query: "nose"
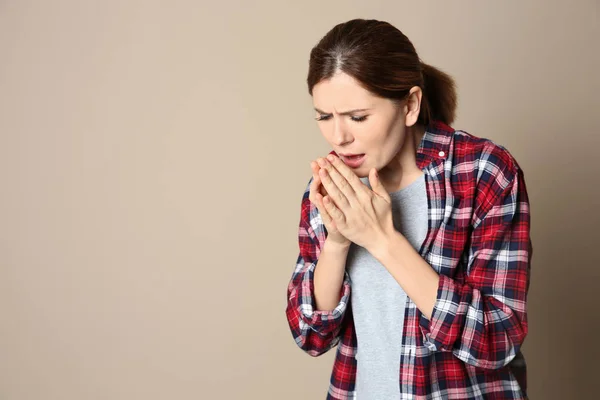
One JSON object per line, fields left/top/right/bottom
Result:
{"left": 331, "top": 118, "right": 353, "bottom": 146}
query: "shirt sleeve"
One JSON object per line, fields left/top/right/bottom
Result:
{"left": 285, "top": 177, "right": 352, "bottom": 357}
{"left": 419, "top": 164, "right": 532, "bottom": 370}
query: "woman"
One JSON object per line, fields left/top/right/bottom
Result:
{"left": 285, "top": 19, "right": 532, "bottom": 400}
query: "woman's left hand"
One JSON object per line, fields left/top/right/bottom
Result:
{"left": 316, "top": 154, "right": 395, "bottom": 252}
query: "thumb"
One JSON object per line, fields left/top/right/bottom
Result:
{"left": 369, "top": 168, "right": 390, "bottom": 201}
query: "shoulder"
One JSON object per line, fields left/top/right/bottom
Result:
{"left": 448, "top": 128, "right": 525, "bottom": 221}
{"left": 424, "top": 121, "right": 521, "bottom": 183}
{"left": 452, "top": 129, "right": 520, "bottom": 178}
{"left": 450, "top": 128, "right": 522, "bottom": 189}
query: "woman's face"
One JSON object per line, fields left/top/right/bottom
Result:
{"left": 312, "top": 72, "right": 411, "bottom": 178}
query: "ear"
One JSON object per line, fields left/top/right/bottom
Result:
{"left": 404, "top": 86, "right": 422, "bottom": 127}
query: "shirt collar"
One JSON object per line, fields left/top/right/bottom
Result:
{"left": 416, "top": 120, "right": 454, "bottom": 170}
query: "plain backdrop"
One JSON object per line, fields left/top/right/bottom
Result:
{"left": 0, "top": 1, "right": 598, "bottom": 399}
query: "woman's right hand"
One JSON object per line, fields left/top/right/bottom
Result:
{"left": 309, "top": 159, "right": 351, "bottom": 247}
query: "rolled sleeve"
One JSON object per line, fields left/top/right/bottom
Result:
{"left": 419, "top": 274, "right": 461, "bottom": 352}
{"left": 419, "top": 167, "right": 532, "bottom": 370}
{"left": 298, "top": 260, "right": 352, "bottom": 337}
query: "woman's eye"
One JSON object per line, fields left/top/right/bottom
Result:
{"left": 315, "top": 115, "right": 368, "bottom": 122}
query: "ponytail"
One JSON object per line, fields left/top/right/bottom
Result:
{"left": 419, "top": 62, "right": 457, "bottom": 126}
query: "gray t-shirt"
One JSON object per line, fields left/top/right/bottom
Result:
{"left": 347, "top": 173, "right": 428, "bottom": 399}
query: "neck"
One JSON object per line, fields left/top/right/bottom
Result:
{"left": 379, "top": 124, "right": 426, "bottom": 193}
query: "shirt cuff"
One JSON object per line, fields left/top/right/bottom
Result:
{"left": 419, "top": 274, "right": 459, "bottom": 352}
{"left": 298, "top": 261, "right": 351, "bottom": 337}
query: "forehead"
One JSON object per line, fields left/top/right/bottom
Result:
{"left": 312, "top": 72, "right": 379, "bottom": 111}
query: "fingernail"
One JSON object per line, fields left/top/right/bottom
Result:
{"left": 327, "top": 155, "right": 335, "bottom": 162}
{"left": 318, "top": 158, "right": 326, "bottom": 167}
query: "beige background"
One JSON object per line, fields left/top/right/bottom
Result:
{"left": 0, "top": 1, "right": 598, "bottom": 399}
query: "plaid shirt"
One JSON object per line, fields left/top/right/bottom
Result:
{"left": 286, "top": 120, "right": 533, "bottom": 399}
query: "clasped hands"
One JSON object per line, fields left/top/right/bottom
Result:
{"left": 309, "top": 153, "right": 395, "bottom": 252}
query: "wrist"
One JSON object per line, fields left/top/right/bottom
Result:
{"left": 324, "top": 237, "right": 351, "bottom": 253}
{"left": 369, "top": 230, "right": 402, "bottom": 261}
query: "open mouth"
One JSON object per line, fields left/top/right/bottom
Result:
{"left": 340, "top": 154, "right": 366, "bottom": 168}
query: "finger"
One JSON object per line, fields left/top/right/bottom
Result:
{"left": 315, "top": 173, "right": 329, "bottom": 197}
{"left": 311, "top": 160, "right": 328, "bottom": 197}
{"left": 309, "top": 174, "right": 320, "bottom": 204}
{"left": 310, "top": 160, "right": 319, "bottom": 175}
{"left": 321, "top": 158, "right": 359, "bottom": 206}
{"left": 319, "top": 159, "right": 355, "bottom": 208}
{"left": 311, "top": 170, "right": 327, "bottom": 199}
{"left": 319, "top": 167, "right": 351, "bottom": 211}
{"left": 326, "top": 154, "right": 371, "bottom": 200}
{"left": 323, "top": 194, "right": 345, "bottom": 225}
{"left": 368, "top": 167, "right": 391, "bottom": 203}
{"left": 315, "top": 193, "right": 335, "bottom": 227}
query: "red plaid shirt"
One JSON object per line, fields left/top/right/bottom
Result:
{"left": 286, "top": 121, "right": 533, "bottom": 399}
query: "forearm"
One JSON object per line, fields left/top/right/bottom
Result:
{"left": 314, "top": 238, "right": 351, "bottom": 311}
{"left": 370, "top": 230, "right": 528, "bottom": 369}
{"left": 370, "top": 231, "right": 439, "bottom": 320}
{"left": 287, "top": 235, "right": 351, "bottom": 356}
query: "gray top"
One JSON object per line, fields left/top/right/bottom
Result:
{"left": 347, "top": 173, "right": 428, "bottom": 399}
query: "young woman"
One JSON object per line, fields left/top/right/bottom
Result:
{"left": 285, "top": 19, "right": 533, "bottom": 400}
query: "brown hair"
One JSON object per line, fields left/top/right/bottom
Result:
{"left": 307, "top": 19, "right": 457, "bottom": 126}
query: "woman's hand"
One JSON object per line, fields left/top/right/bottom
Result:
{"left": 315, "top": 154, "right": 395, "bottom": 252}
{"left": 309, "top": 159, "right": 351, "bottom": 247}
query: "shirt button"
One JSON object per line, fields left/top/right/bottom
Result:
{"left": 438, "top": 151, "right": 445, "bottom": 157}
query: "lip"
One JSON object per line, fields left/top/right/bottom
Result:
{"left": 339, "top": 153, "right": 366, "bottom": 168}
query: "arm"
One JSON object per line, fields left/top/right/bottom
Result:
{"left": 371, "top": 164, "right": 532, "bottom": 370}
{"left": 314, "top": 239, "right": 352, "bottom": 312}
{"left": 285, "top": 178, "right": 353, "bottom": 357}
{"left": 417, "top": 166, "right": 532, "bottom": 369}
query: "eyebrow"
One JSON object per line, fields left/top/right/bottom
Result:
{"left": 314, "top": 107, "right": 371, "bottom": 116}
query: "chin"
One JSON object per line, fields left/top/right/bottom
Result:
{"left": 354, "top": 167, "right": 371, "bottom": 179}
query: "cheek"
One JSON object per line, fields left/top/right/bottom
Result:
{"left": 372, "top": 129, "right": 405, "bottom": 163}
{"left": 362, "top": 122, "right": 395, "bottom": 150}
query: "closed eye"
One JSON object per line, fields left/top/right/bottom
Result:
{"left": 315, "top": 115, "right": 368, "bottom": 122}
